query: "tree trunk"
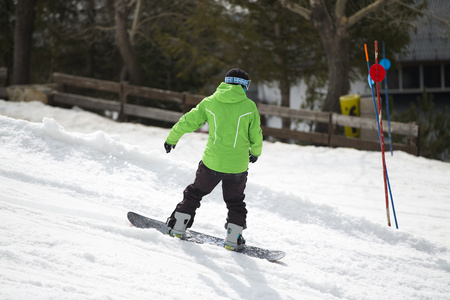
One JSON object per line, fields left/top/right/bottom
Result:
{"left": 13, "top": 0, "right": 36, "bottom": 85}
{"left": 114, "top": 0, "right": 143, "bottom": 85}
{"left": 279, "top": 77, "right": 291, "bottom": 130}
{"left": 84, "top": 0, "right": 96, "bottom": 77}
{"left": 274, "top": 20, "right": 292, "bottom": 130}
{"left": 321, "top": 35, "right": 350, "bottom": 113}
{"left": 309, "top": 1, "right": 350, "bottom": 132}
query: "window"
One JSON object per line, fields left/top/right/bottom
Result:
{"left": 423, "top": 65, "right": 441, "bottom": 88}
{"left": 445, "top": 65, "right": 450, "bottom": 88}
{"left": 402, "top": 66, "right": 420, "bottom": 89}
{"left": 386, "top": 69, "right": 399, "bottom": 89}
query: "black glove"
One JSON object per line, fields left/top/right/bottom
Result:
{"left": 164, "top": 142, "right": 176, "bottom": 153}
{"left": 249, "top": 152, "right": 258, "bottom": 163}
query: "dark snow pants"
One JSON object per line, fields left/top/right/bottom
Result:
{"left": 170, "top": 161, "right": 248, "bottom": 228}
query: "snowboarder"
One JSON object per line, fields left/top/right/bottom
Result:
{"left": 164, "top": 68, "right": 263, "bottom": 251}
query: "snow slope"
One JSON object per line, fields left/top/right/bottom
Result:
{"left": 1, "top": 100, "right": 449, "bottom": 299}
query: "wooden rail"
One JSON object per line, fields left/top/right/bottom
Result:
{"left": 49, "top": 72, "right": 419, "bottom": 155}
{"left": 54, "top": 72, "right": 121, "bottom": 93}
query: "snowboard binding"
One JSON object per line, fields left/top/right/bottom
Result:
{"left": 224, "top": 223, "right": 246, "bottom": 251}
{"left": 166, "top": 211, "right": 191, "bottom": 239}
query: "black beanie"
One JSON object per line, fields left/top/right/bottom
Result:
{"left": 225, "top": 68, "right": 249, "bottom": 82}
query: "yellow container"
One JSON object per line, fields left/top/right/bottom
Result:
{"left": 339, "top": 94, "right": 360, "bottom": 138}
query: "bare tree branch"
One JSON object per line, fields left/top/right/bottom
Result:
{"left": 136, "top": 13, "right": 186, "bottom": 30}
{"left": 346, "top": 0, "right": 396, "bottom": 29}
{"left": 335, "top": 0, "right": 348, "bottom": 21}
{"left": 127, "top": 0, "right": 137, "bottom": 9}
{"left": 278, "top": 0, "right": 311, "bottom": 20}
{"left": 397, "top": 1, "right": 450, "bottom": 28}
{"left": 130, "top": 0, "right": 142, "bottom": 45}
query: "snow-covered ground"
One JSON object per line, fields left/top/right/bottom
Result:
{"left": 1, "top": 100, "right": 449, "bottom": 300}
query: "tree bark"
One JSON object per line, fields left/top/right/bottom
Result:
{"left": 114, "top": 0, "right": 143, "bottom": 85}
{"left": 13, "top": 0, "right": 36, "bottom": 85}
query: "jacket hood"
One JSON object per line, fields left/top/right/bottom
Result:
{"left": 213, "top": 82, "right": 248, "bottom": 104}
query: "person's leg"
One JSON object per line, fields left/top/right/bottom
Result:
{"left": 222, "top": 170, "right": 248, "bottom": 228}
{"left": 222, "top": 171, "right": 248, "bottom": 250}
{"left": 167, "top": 161, "right": 222, "bottom": 230}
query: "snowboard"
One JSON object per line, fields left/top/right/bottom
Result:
{"left": 127, "top": 211, "right": 285, "bottom": 262}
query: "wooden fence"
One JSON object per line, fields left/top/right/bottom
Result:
{"left": 257, "top": 104, "right": 419, "bottom": 154}
{"left": 50, "top": 72, "right": 203, "bottom": 123}
{"left": 49, "top": 72, "right": 419, "bottom": 155}
{"left": 0, "top": 67, "right": 8, "bottom": 99}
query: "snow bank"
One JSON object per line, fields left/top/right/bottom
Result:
{"left": 1, "top": 102, "right": 449, "bottom": 299}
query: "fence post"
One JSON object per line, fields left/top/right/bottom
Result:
{"left": 54, "top": 74, "right": 67, "bottom": 93}
{"left": 0, "top": 67, "right": 8, "bottom": 99}
{"left": 416, "top": 124, "right": 421, "bottom": 156}
{"left": 327, "top": 113, "right": 333, "bottom": 147}
{"left": 119, "top": 81, "right": 128, "bottom": 122}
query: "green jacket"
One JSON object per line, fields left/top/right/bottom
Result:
{"left": 166, "top": 82, "right": 263, "bottom": 173}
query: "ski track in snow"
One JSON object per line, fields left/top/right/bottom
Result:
{"left": 1, "top": 100, "right": 450, "bottom": 300}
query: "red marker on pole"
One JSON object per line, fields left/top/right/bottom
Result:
{"left": 370, "top": 64, "right": 386, "bottom": 83}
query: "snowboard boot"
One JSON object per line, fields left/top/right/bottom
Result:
{"left": 166, "top": 212, "right": 191, "bottom": 239}
{"left": 224, "top": 223, "right": 246, "bottom": 251}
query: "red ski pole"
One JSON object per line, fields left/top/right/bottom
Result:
{"left": 373, "top": 41, "right": 391, "bottom": 227}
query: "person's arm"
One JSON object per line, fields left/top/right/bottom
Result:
{"left": 249, "top": 105, "right": 263, "bottom": 157}
{"left": 165, "top": 102, "right": 206, "bottom": 151}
